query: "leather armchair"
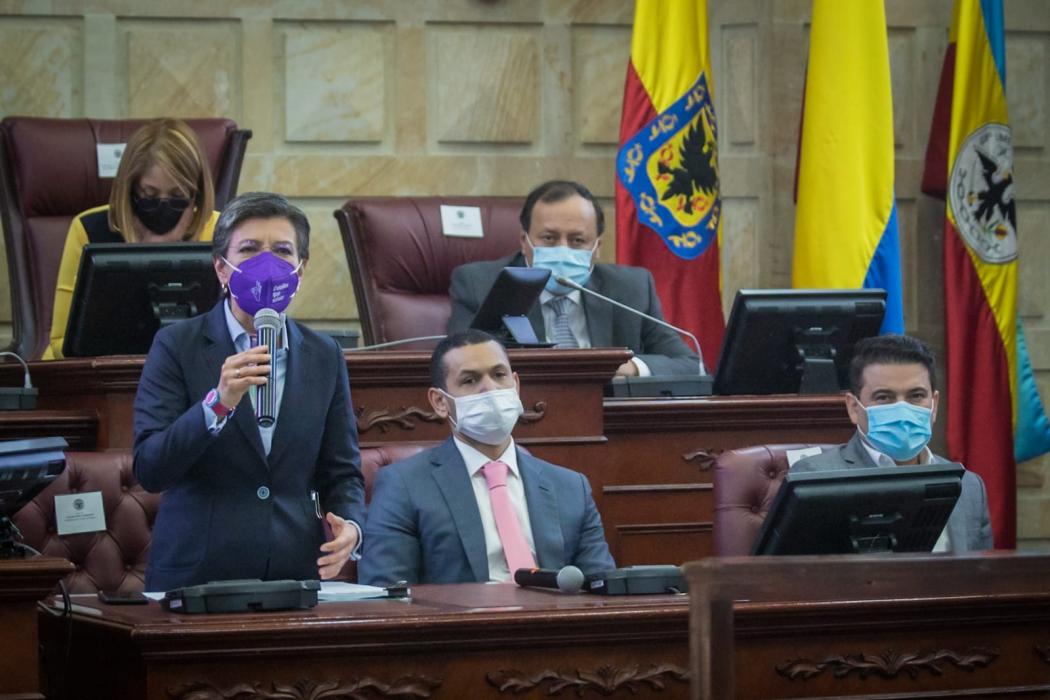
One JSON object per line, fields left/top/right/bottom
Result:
{"left": 0, "top": 117, "right": 252, "bottom": 359}
{"left": 335, "top": 197, "right": 523, "bottom": 349}
{"left": 712, "top": 444, "right": 833, "bottom": 556}
{"left": 12, "top": 443, "right": 429, "bottom": 592}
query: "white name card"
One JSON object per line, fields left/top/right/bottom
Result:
{"left": 785, "top": 446, "right": 824, "bottom": 467}
{"left": 440, "top": 205, "right": 484, "bottom": 238}
{"left": 54, "top": 491, "right": 107, "bottom": 536}
{"left": 96, "top": 143, "right": 126, "bottom": 178}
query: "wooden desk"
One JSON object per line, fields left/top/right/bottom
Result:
{"left": 39, "top": 583, "right": 691, "bottom": 699}
{"left": 2, "top": 352, "right": 854, "bottom": 565}
{"left": 0, "top": 556, "right": 74, "bottom": 699}
{"left": 685, "top": 552, "right": 1050, "bottom": 699}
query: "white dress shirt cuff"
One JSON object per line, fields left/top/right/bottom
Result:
{"left": 630, "top": 356, "right": 653, "bottom": 377}
{"left": 201, "top": 402, "right": 230, "bottom": 435}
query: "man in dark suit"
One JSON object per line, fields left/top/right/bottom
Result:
{"left": 133, "top": 192, "right": 365, "bottom": 591}
{"left": 793, "top": 334, "right": 993, "bottom": 552}
{"left": 359, "top": 330, "right": 615, "bottom": 585}
{"left": 447, "top": 180, "right": 699, "bottom": 377}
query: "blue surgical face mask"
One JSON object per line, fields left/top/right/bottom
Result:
{"left": 859, "top": 400, "right": 933, "bottom": 462}
{"left": 525, "top": 236, "right": 597, "bottom": 295}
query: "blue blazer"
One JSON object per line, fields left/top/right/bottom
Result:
{"left": 133, "top": 302, "right": 365, "bottom": 591}
{"left": 358, "top": 438, "right": 615, "bottom": 585}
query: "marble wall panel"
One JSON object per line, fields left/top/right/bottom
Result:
{"left": 282, "top": 24, "right": 389, "bottom": 143}
{"left": 1006, "top": 33, "right": 1046, "bottom": 151}
{"left": 286, "top": 200, "right": 356, "bottom": 322}
{"left": 428, "top": 25, "right": 539, "bottom": 145}
{"left": 1018, "top": 202, "right": 1050, "bottom": 322}
{"left": 0, "top": 20, "right": 81, "bottom": 118}
{"left": 888, "top": 28, "right": 915, "bottom": 152}
{"left": 722, "top": 25, "right": 757, "bottom": 148}
{"left": 572, "top": 25, "right": 630, "bottom": 146}
{"left": 123, "top": 20, "right": 240, "bottom": 119}
{"left": 720, "top": 196, "right": 758, "bottom": 313}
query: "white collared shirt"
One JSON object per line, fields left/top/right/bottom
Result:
{"left": 539, "top": 289, "right": 651, "bottom": 376}
{"left": 856, "top": 431, "right": 951, "bottom": 553}
{"left": 452, "top": 436, "right": 536, "bottom": 582}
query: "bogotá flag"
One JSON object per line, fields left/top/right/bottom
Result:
{"left": 921, "top": 0, "right": 1050, "bottom": 548}
{"left": 793, "top": 0, "right": 904, "bottom": 335}
{"left": 615, "top": 0, "right": 724, "bottom": 368}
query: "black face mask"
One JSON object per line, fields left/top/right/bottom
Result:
{"left": 131, "top": 193, "right": 191, "bottom": 234}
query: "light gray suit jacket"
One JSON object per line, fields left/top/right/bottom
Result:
{"left": 792, "top": 433, "right": 993, "bottom": 552}
{"left": 358, "top": 438, "right": 615, "bottom": 586}
{"left": 447, "top": 252, "right": 700, "bottom": 376}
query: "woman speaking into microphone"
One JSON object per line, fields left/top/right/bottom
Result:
{"left": 132, "top": 192, "right": 365, "bottom": 592}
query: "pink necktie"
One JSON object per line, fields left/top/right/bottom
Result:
{"left": 481, "top": 460, "right": 536, "bottom": 574}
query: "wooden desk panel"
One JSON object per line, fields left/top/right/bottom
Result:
{"left": 685, "top": 552, "right": 1050, "bottom": 699}
{"left": 39, "top": 583, "right": 691, "bottom": 700}
{"left": 0, "top": 557, "right": 74, "bottom": 699}
{"left": 2, "top": 352, "right": 854, "bottom": 566}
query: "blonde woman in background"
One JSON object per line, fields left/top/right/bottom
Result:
{"left": 45, "top": 118, "right": 218, "bottom": 359}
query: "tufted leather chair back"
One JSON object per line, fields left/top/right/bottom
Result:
{"left": 12, "top": 443, "right": 431, "bottom": 592}
{"left": 712, "top": 444, "right": 834, "bottom": 556}
{"left": 0, "top": 117, "right": 252, "bottom": 359}
{"left": 335, "top": 197, "right": 523, "bottom": 349}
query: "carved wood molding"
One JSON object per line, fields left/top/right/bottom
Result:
{"left": 355, "top": 406, "right": 441, "bottom": 433}
{"left": 486, "top": 663, "right": 688, "bottom": 695}
{"left": 1037, "top": 644, "right": 1050, "bottom": 664}
{"left": 519, "top": 400, "right": 547, "bottom": 424}
{"left": 355, "top": 401, "right": 546, "bottom": 433}
{"left": 682, "top": 448, "right": 722, "bottom": 471}
{"left": 169, "top": 675, "right": 443, "bottom": 700}
{"left": 776, "top": 647, "right": 999, "bottom": 682}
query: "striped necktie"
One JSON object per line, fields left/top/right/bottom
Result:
{"left": 548, "top": 296, "right": 579, "bottom": 348}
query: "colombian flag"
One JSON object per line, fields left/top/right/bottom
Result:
{"left": 922, "top": 0, "right": 1050, "bottom": 548}
{"left": 793, "top": 1, "right": 904, "bottom": 335}
{"left": 615, "top": 0, "right": 724, "bottom": 367}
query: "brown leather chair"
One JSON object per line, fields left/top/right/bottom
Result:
{"left": 712, "top": 444, "right": 834, "bottom": 556}
{"left": 12, "top": 443, "right": 429, "bottom": 592}
{"left": 335, "top": 197, "right": 523, "bottom": 349}
{"left": 0, "top": 117, "right": 252, "bottom": 359}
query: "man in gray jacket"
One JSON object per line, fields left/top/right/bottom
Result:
{"left": 793, "top": 334, "right": 993, "bottom": 552}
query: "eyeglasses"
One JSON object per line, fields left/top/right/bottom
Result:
{"left": 132, "top": 192, "right": 192, "bottom": 212}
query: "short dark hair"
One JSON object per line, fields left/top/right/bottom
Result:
{"left": 429, "top": 329, "right": 507, "bottom": 391}
{"left": 212, "top": 191, "right": 310, "bottom": 261}
{"left": 519, "top": 179, "right": 605, "bottom": 236}
{"left": 848, "top": 334, "right": 936, "bottom": 396}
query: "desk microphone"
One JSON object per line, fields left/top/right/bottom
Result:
{"left": 254, "top": 308, "right": 281, "bottom": 428}
{"left": 554, "top": 276, "right": 706, "bottom": 375}
{"left": 514, "top": 565, "right": 585, "bottom": 593}
{"left": 346, "top": 335, "right": 447, "bottom": 351}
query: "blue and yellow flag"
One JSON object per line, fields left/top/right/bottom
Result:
{"left": 793, "top": 0, "right": 904, "bottom": 334}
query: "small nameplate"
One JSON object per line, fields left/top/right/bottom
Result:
{"left": 96, "top": 143, "right": 126, "bottom": 178}
{"left": 55, "top": 491, "right": 107, "bottom": 535}
{"left": 440, "top": 205, "right": 484, "bottom": 238}
{"left": 785, "top": 447, "right": 823, "bottom": 467}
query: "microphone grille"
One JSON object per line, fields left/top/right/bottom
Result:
{"left": 254, "top": 307, "right": 282, "bottom": 330}
{"left": 555, "top": 565, "right": 585, "bottom": 593}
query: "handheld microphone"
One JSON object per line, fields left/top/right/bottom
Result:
{"left": 513, "top": 565, "right": 585, "bottom": 593}
{"left": 554, "top": 276, "right": 706, "bottom": 375}
{"left": 253, "top": 308, "right": 281, "bottom": 428}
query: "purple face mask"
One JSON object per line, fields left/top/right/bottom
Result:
{"left": 223, "top": 251, "right": 302, "bottom": 315}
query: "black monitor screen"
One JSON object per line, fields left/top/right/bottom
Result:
{"left": 713, "top": 289, "right": 886, "bottom": 395}
{"left": 64, "top": 242, "right": 220, "bottom": 357}
{"left": 752, "top": 463, "right": 964, "bottom": 555}
{"left": 469, "top": 267, "right": 550, "bottom": 346}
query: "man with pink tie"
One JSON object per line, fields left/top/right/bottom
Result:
{"left": 359, "top": 330, "right": 615, "bottom": 585}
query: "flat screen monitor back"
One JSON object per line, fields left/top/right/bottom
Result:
{"left": 469, "top": 266, "right": 550, "bottom": 346}
{"left": 714, "top": 288, "right": 885, "bottom": 395}
{"left": 752, "top": 463, "right": 964, "bottom": 555}
{"left": 64, "top": 242, "right": 220, "bottom": 357}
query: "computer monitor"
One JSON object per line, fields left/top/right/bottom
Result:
{"left": 751, "top": 463, "right": 964, "bottom": 555}
{"left": 469, "top": 267, "right": 551, "bottom": 347}
{"left": 1, "top": 437, "right": 67, "bottom": 558}
{"left": 64, "top": 242, "right": 220, "bottom": 357}
{"left": 713, "top": 289, "right": 886, "bottom": 395}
